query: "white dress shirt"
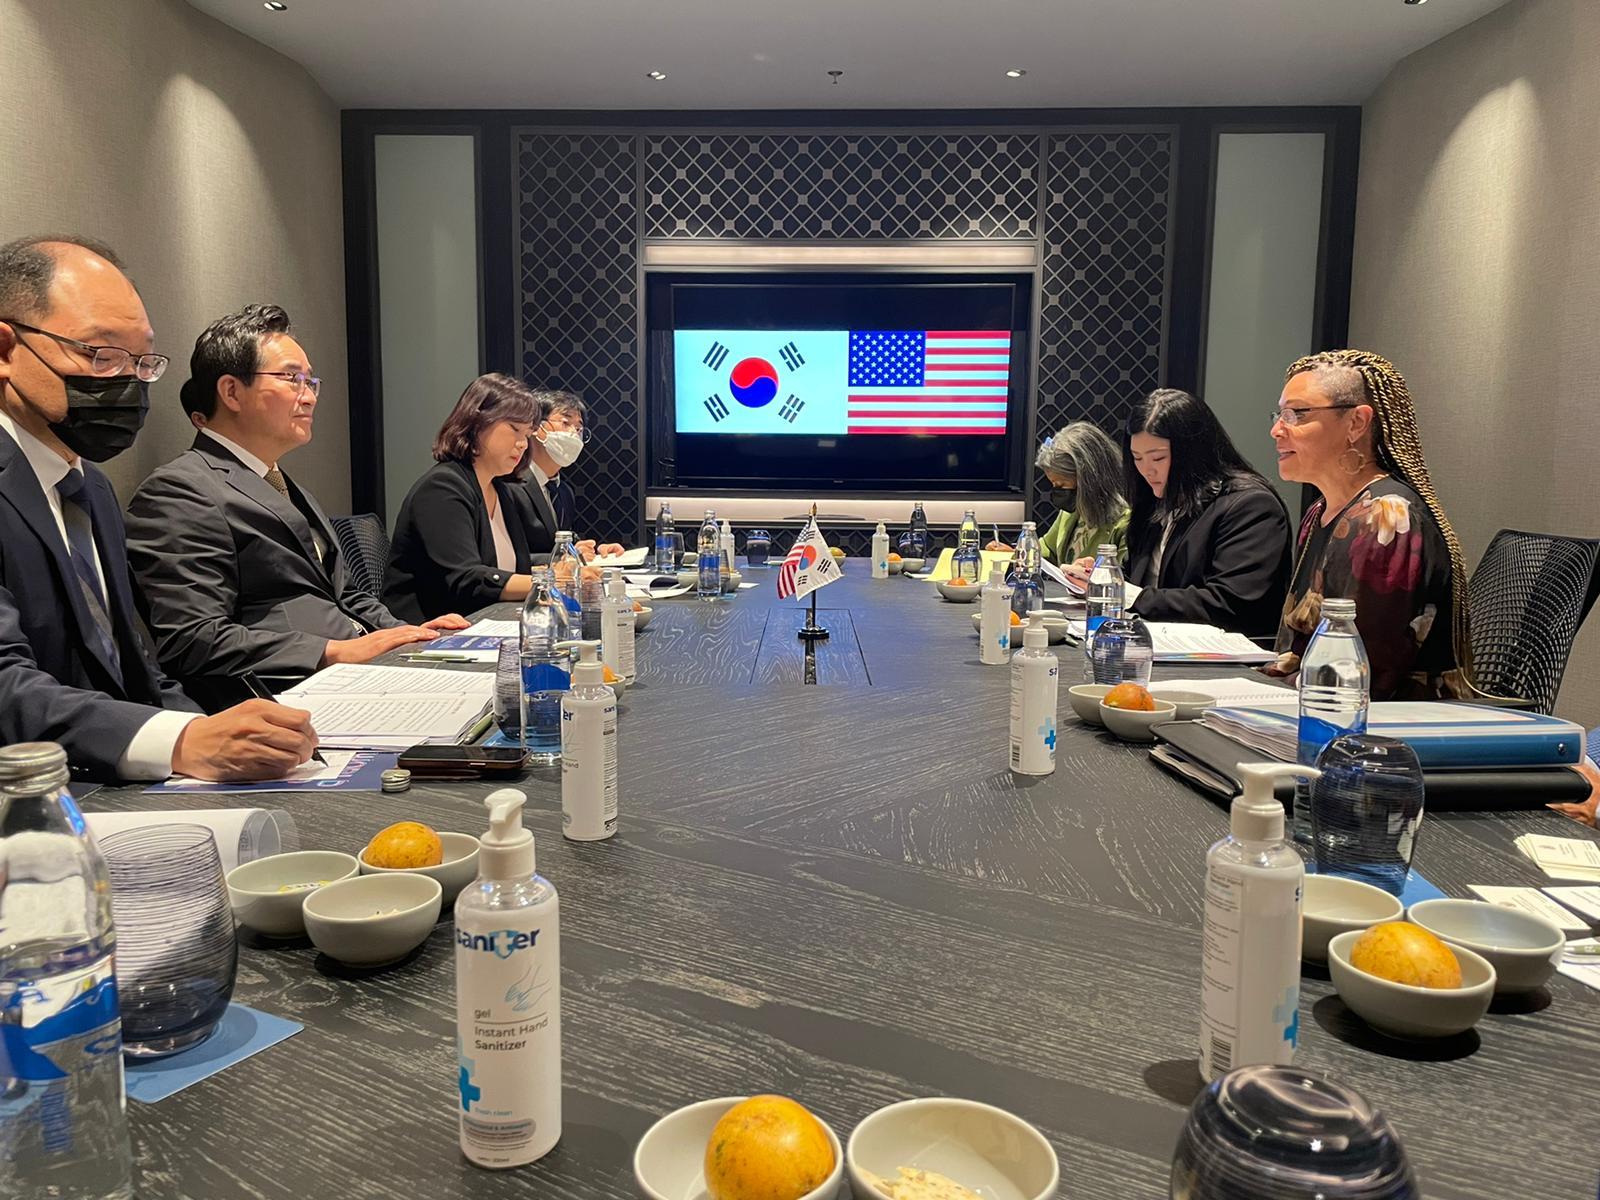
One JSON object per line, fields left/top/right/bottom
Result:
{"left": 202, "top": 428, "right": 272, "bottom": 476}
{"left": 488, "top": 498, "right": 517, "bottom": 573}
{"left": 0, "top": 411, "right": 196, "bottom": 779}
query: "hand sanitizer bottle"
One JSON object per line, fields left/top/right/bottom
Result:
{"left": 600, "top": 570, "right": 636, "bottom": 684}
{"left": 1008, "top": 611, "right": 1058, "bottom": 775}
{"left": 979, "top": 561, "right": 1013, "bottom": 665}
{"left": 871, "top": 521, "right": 890, "bottom": 578}
{"left": 455, "top": 789, "right": 561, "bottom": 1168}
{"left": 557, "top": 641, "right": 618, "bottom": 842}
{"left": 1199, "top": 762, "right": 1317, "bottom": 1083}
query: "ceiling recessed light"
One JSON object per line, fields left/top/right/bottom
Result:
{"left": 263, "top": 1, "right": 287, "bottom": 9}
{"left": 646, "top": 70, "right": 667, "bottom": 80}
{"left": 1404, "top": 0, "right": 1427, "bottom": 5}
{"left": 1005, "top": 68, "right": 1027, "bottom": 78}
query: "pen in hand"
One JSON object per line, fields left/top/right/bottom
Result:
{"left": 240, "top": 671, "right": 326, "bottom": 766}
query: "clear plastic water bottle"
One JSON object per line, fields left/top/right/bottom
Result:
{"left": 520, "top": 567, "right": 572, "bottom": 765}
{"left": 696, "top": 509, "right": 720, "bottom": 601}
{"left": 908, "top": 501, "right": 930, "bottom": 560}
{"left": 1311, "top": 734, "right": 1425, "bottom": 896}
{"left": 1294, "top": 598, "right": 1370, "bottom": 845}
{"left": 1008, "top": 520, "right": 1045, "bottom": 618}
{"left": 1085, "top": 542, "right": 1124, "bottom": 671}
{"left": 654, "top": 503, "right": 674, "bottom": 572}
{"left": 1090, "top": 613, "right": 1155, "bottom": 686}
{"left": 0, "top": 741, "right": 135, "bottom": 1200}
{"left": 549, "top": 530, "right": 584, "bottom": 623}
{"left": 953, "top": 508, "right": 982, "bottom": 582}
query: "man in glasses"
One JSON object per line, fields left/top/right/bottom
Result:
{"left": 522, "top": 389, "right": 624, "bottom": 561}
{"left": 126, "top": 304, "right": 466, "bottom": 696}
{"left": 0, "top": 235, "right": 318, "bottom": 781}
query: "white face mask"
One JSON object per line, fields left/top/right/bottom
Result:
{"left": 540, "top": 427, "right": 583, "bottom": 469}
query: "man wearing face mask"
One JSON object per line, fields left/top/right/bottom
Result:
{"left": 521, "top": 389, "right": 624, "bottom": 560}
{"left": 125, "top": 304, "right": 466, "bottom": 699}
{"left": 986, "top": 421, "right": 1130, "bottom": 566}
{"left": 0, "top": 235, "right": 319, "bottom": 781}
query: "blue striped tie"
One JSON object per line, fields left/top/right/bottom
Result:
{"left": 55, "top": 471, "right": 122, "bottom": 675}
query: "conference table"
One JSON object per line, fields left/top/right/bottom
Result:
{"left": 92, "top": 567, "right": 1599, "bottom": 1200}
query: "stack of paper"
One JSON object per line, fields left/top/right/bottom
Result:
{"left": 1149, "top": 676, "right": 1291, "bottom": 706}
{"left": 1513, "top": 834, "right": 1600, "bottom": 882}
{"left": 592, "top": 546, "right": 651, "bottom": 567}
{"left": 1064, "top": 620, "right": 1276, "bottom": 663}
{"left": 277, "top": 664, "right": 495, "bottom": 750}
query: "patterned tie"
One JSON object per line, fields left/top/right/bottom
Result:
{"left": 54, "top": 471, "right": 122, "bottom": 675}
{"left": 265, "top": 466, "right": 328, "bottom": 565}
{"left": 546, "top": 479, "right": 564, "bottom": 528}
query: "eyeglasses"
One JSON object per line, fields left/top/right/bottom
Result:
{"left": 252, "top": 371, "right": 321, "bottom": 397}
{"left": 543, "top": 417, "right": 591, "bottom": 442}
{"left": 3, "top": 320, "right": 169, "bottom": 382}
{"left": 1271, "top": 403, "right": 1358, "bottom": 429}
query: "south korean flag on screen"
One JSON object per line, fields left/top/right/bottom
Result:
{"left": 674, "top": 331, "right": 848, "bottom": 435}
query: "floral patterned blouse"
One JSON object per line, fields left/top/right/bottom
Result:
{"left": 1267, "top": 477, "right": 1468, "bottom": 701}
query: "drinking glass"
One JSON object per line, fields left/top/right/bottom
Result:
{"left": 745, "top": 529, "right": 772, "bottom": 567}
{"left": 494, "top": 637, "right": 523, "bottom": 740}
{"left": 1311, "top": 734, "right": 1425, "bottom": 897}
{"left": 1170, "top": 1066, "right": 1417, "bottom": 1199}
{"left": 1089, "top": 614, "right": 1155, "bottom": 686}
{"left": 102, "top": 825, "right": 238, "bottom": 1058}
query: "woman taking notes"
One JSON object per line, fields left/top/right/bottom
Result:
{"left": 988, "top": 422, "right": 1130, "bottom": 565}
{"left": 384, "top": 373, "right": 554, "bottom": 623}
{"left": 1266, "top": 350, "right": 1472, "bottom": 701}
{"left": 1096, "top": 388, "right": 1291, "bottom": 637}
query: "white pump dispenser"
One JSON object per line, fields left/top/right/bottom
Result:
{"left": 979, "top": 561, "right": 1013, "bottom": 665}
{"left": 557, "top": 640, "right": 618, "bottom": 841}
{"left": 871, "top": 521, "right": 890, "bottom": 578}
{"left": 455, "top": 788, "right": 562, "bottom": 1167}
{"left": 1008, "top": 611, "right": 1058, "bottom": 775}
{"left": 1198, "top": 762, "right": 1318, "bottom": 1082}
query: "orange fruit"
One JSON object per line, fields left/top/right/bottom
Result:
{"left": 602, "top": 665, "right": 619, "bottom": 683}
{"left": 365, "top": 821, "right": 443, "bottom": 869}
{"left": 1103, "top": 682, "right": 1156, "bottom": 711}
{"left": 887, "top": 552, "right": 902, "bottom": 562}
{"left": 632, "top": 600, "right": 645, "bottom": 612}
{"left": 1008, "top": 611, "right": 1022, "bottom": 626}
{"left": 1350, "top": 922, "right": 1462, "bottom": 989}
{"left": 704, "top": 1096, "right": 834, "bottom": 1200}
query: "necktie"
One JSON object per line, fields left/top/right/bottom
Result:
{"left": 54, "top": 471, "right": 122, "bottom": 675}
{"left": 265, "top": 466, "right": 328, "bottom": 565}
{"left": 546, "top": 479, "right": 564, "bottom": 529}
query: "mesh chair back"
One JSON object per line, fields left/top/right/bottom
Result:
{"left": 331, "top": 514, "right": 391, "bottom": 601}
{"left": 1467, "top": 528, "right": 1600, "bottom": 713}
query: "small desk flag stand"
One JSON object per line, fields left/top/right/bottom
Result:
{"left": 798, "top": 504, "right": 830, "bottom": 642}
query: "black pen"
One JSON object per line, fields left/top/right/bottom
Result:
{"left": 241, "top": 671, "right": 327, "bottom": 765}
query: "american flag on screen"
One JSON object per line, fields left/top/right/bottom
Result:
{"left": 846, "top": 330, "right": 1011, "bottom": 435}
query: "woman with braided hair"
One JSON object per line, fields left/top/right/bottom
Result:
{"left": 1266, "top": 349, "right": 1472, "bottom": 701}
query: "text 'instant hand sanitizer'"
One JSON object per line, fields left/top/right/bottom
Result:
{"left": 455, "top": 789, "right": 561, "bottom": 1168}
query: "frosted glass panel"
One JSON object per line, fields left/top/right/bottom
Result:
{"left": 374, "top": 134, "right": 481, "bottom": 525}
{"left": 1203, "top": 132, "right": 1326, "bottom": 512}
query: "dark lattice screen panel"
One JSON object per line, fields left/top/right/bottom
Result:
{"left": 1035, "top": 131, "right": 1174, "bottom": 529}
{"left": 516, "top": 132, "right": 640, "bottom": 544}
{"left": 642, "top": 134, "right": 1040, "bottom": 240}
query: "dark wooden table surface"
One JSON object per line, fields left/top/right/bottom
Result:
{"left": 89, "top": 567, "right": 1600, "bottom": 1199}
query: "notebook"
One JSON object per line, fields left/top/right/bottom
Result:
{"left": 277, "top": 664, "right": 494, "bottom": 750}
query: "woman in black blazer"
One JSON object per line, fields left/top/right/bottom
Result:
{"left": 384, "top": 374, "right": 555, "bottom": 623}
{"left": 1116, "top": 388, "right": 1291, "bottom": 638}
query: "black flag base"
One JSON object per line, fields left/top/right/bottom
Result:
{"left": 797, "top": 590, "right": 829, "bottom": 641}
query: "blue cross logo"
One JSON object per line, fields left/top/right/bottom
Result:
{"left": 1038, "top": 719, "right": 1057, "bottom": 751}
{"left": 458, "top": 1059, "right": 481, "bottom": 1112}
{"left": 997, "top": 632, "right": 1010, "bottom": 650}
{"left": 1274, "top": 989, "right": 1300, "bottom": 1050}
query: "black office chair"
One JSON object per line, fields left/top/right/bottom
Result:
{"left": 330, "top": 513, "right": 391, "bottom": 601}
{"left": 1467, "top": 528, "right": 1600, "bottom": 714}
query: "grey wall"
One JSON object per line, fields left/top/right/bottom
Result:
{"left": 1350, "top": 0, "right": 1600, "bottom": 725}
{"left": 0, "top": 0, "right": 350, "bottom": 509}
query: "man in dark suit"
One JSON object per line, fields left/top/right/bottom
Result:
{"left": 0, "top": 235, "right": 317, "bottom": 780}
{"left": 126, "top": 304, "right": 467, "bottom": 688}
{"left": 522, "top": 388, "right": 624, "bottom": 560}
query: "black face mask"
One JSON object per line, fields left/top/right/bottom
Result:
{"left": 45, "top": 374, "right": 150, "bottom": 462}
{"left": 1049, "top": 486, "right": 1078, "bottom": 513}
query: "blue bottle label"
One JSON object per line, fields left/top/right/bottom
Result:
{"left": 522, "top": 662, "right": 569, "bottom": 693}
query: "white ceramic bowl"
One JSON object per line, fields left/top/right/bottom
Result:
{"left": 1068, "top": 684, "right": 1112, "bottom": 725}
{"left": 681, "top": 551, "right": 698, "bottom": 567}
{"left": 936, "top": 579, "right": 982, "bottom": 602}
{"left": 1099, "top": 698, "right": 1177, "bottom": 743}
{"left": 1146, "top": 688, "right": 1216, "bottom": 722}
{"left": 1407, "top": 898, "right": 1565, "bottom": 995}
{"left": 634, "top": 1096, "right": 843, "bottom": 1200}
{"left": 633, "top": 605, "right": 654, "bottom": 631}
{"left": 900, "top": 557, "right": 926, "bottom": 574}
{"left": 721, "top": 571, "right": 744, "bottom": 594}
{"left": 359, "top": 831, "right": 479, "bottom": 906}
{"left": 1301, "top": 875, "right": 1405, "bottom": 963}
{"left": 1327, "top": 928, "right": 1496, "bottom": 1038}
{"left": 968, "top": 612, "right": 1070, "bottom": 644}
{"left": 226, "top": 850, "right": 359, "bottom": 937}
{"left": 887, "top": 559, "right": 904, "bottom": 574}
{"left": 302, "top": 873, "right": 442, "bottom": 967}
{"left": 847, "top": 1097, "right": 1058, "bottom": 1200}
{"left": 676, "top": 569, "right": 699, "bottom": 587}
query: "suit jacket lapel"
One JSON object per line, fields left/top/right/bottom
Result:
{"left": 528, "top": 473, "right": 559, "bottom": 534}
{"left": 0, "top": 434, "right": 125, "bottom": 686}
{"left": 196, "top": 433, "right": 327, "bottom": 574}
